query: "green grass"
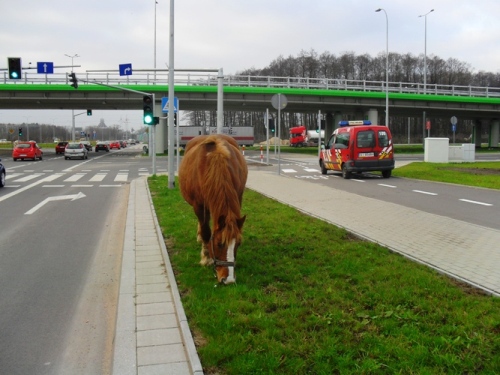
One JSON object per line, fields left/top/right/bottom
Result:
{"left": 149, "top": 175, "right": 500, "bottom": 375}
{"left": 393, "top": 162, "right": 500, "bottom": 190}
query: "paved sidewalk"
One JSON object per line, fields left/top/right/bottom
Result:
{"left": 245, "top": 168, "right": 500, "bottom": 297}
{"left": 112, "top": 176, "right": 203, "bottom": 375}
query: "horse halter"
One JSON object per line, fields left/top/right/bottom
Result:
{"left": 210, "top": 236, "right": 235, "bottom": 269}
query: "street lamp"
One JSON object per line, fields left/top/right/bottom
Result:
{"left": 375, "top": 8, "right": 389, "bottom": 127}
{"left": 419, "top": 9, "right": 434, "bottom": 141}
{"left": 65, "top": 54, "right": 80, "bottom": 141}
{"left": 64, "top": 53, "right": 79, "bottom": 72}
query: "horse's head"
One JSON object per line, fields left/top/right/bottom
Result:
{"left": 210, "top": 215, "right": 246, "bottom": 284}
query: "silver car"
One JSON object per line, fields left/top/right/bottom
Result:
{"left": 64, "top": 142, "right": 88, "bottom": 160}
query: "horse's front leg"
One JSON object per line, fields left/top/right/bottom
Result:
{"left": 195, "top": 206, "right": 213, "bottom": 266}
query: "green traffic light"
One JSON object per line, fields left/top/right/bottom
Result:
{"left": 144, "top": 115, "right": 153, "bottom": 125}
{"left": 11, "top": 72, "right": 19, "bottom": 79}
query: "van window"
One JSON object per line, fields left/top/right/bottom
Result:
{"left": 356, "top": 131, "right": 375, "bottom": 148}
{"left": 335, "top": 132, "right": 350, "bottom": 148}
{"left": 378, "top": 130, "right": 389, "bottom": 147}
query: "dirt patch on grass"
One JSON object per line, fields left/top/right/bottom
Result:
{"left": 441, "top": 167, "right": 500, "bottom": 176}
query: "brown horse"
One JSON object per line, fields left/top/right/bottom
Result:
{"left": 179, "top": 134, "right": 248, "bottom": 284}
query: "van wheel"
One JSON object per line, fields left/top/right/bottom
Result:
{"left": 320, "top": 161, "right": 327, "bottom": 175}
{"left": 342, "top": 164, "right": 351, "bottom": 179}
{"left": 382, "top": 170, "right": 392, "bottom": 178}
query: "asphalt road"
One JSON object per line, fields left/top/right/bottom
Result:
{"left": 0, "top": 145, "right": 151, "bottom": 375}
{"left": 246, "top": 151, "right": 500, "bottom": 231}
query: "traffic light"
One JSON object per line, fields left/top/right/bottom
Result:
{"left": 268, "top": 119, "right": 275, "bottom": 133}
{"left": 18, "top": 128, "right": 23, "bottom": 137}
{"left": 8, "top": 57, "right": 22, "bottom": 79}
{"left": 68, "top": 72, "right": 78, "bottom": 89}
{"left": 143, "top": 95, "right": 154, "bottom": 125}
{"left": 87, "top": 109, "right": 92, "bottom": 116}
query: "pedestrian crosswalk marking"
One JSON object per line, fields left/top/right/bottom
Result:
{"left": 14, "top": 173, "right": 44, "bottom": 182}
{"left": 64, "top": 173, "right": 86, "bottom": 182}
{"left": 89, "top": 173, "right": 107, "bottom": 182}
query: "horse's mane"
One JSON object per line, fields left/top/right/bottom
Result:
{"left": 201, "top": 136, "right": 244, "bottom": 243}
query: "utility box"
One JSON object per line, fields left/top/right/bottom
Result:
{"left": 462, "top": 143, "right": 475, "bottom": 162}
{"left": 425, "top": 138, "right": 449, "bottom": 163}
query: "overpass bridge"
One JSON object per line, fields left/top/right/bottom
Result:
{"left": 1, "top": 70, "right": 499, "bottom": 148}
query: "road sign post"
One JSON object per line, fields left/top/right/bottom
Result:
{"left": 271, "top": 93, "right": 288, "bottom": 175}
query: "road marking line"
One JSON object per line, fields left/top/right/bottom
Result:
{"left": 282, "top": 169, "right": 297, "bottom": 173}
{"left": 114, "top": 174, "right": 128, "bottom": 182}
{"left": 42, "top": 185, "right": 65, "bottom": 187}
{"left": 99, "top": 184, "right": 122, "bottom": 187}
{"left": 71, "top": 185, "right": 93, "bottom": 187}
{"left": 5, "top": 173, "right": 23, "bottom": 180}
{"left": 13, "top": 173, "right": 44, "bottom": 182}
{"left": 64, "top": 173, "right": 86, "bottom": 182}
{"left": 351, "top": 179, "right": 365, "bottom": 182}
{"left": 378, "top": 184, "right": 397, "bottom": 188}
{"left": 459, "top": 199, "right": 493, "bottom": 206}
{"left": 412, "top": 190, "right": 438, "bottom": 196}
{"left": 25, "top": 192, "right": 86, "bottom": 215}
{"left": 89, "top": 173, "right": 107, "bottom": 182}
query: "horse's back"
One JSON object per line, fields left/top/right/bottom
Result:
{"left": 179, "top": 134, "right": 247, "bottom": 203}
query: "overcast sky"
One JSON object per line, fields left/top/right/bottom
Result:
{"left": 1, "top": 0, "right": 500, "bottom": 129}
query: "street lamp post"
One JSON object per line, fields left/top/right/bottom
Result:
{"left": 375, "top": 8, "right": 389, "bottom": 127}
{"left": 419, "top": 9, "right": 434, "bottom": 141}
{"left": 419, "top": 9, "right": 434, "bottom": 93}
{"left": 65, "top": 54, "right": 80, "bottom": 142}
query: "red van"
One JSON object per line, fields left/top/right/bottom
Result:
{"left": 319, "top": 120, "right": 394, "bottom": 178}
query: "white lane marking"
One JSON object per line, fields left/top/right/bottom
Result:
{"left": 43, "top": 185, "right": 65, "bottom": 188}
{"left": 25, "top": 192, "right": 86, "bottom": 215}
{"left": 459, "top": 199, "right": 493, "bottom": 207}
{"left": 282, "top": 169, "right": 297, "bottom": 173}
{"left": 304, "top": 168, "right": 319, "bottom": 172}
{"left": 412, "top": 190, "right": 438, "bottom": 196}
{"left": 13, "top": 173, "right": 44, "bottom": 182}
{"left": 43, "top": 173, "right": 65, "bottom": 182}
{"left": 64, "top": 173, "right": 86, "bottom": 182}
{"left": 378, "top": 184, "right": 397, "bottom": 188}
{"left": 5, "top": 173, "right": 23, "bottom": 180}
{"left": 0, "top": 179, "right": 47, "bottom": 203}
{"left": 71, "top": 185, "right": 93, "bottom": 188}
{"left": 351, "top": 179, "right": 365, "bottom": 183}
{"left": 114, "top": 173, "right": 128, "bottom": 182}
{"left": 89, "top": 173, "right": 107, "bottom": 182}
{"left": 99, "top": 185, "right": 122, "bottom": 187}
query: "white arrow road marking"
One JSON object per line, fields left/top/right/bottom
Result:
{"left": 24, "top": 192, "right": 86, "bottom": 215}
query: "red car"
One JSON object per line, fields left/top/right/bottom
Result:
{"left": 109, "top": 141, "right": 121, "bottom": 150}
{"left": 13, "top": 141, "right": 43, "bottom": 161}
{"left": 55, "top": 141, "right": 69, "bottom": 154}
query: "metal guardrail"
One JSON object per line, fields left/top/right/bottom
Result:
{"left": 2, "top": 71, "right": 500, "bottom": 99}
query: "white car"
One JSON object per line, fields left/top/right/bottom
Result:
{"left": 64, "top": 142, "right": 88, "bottom": 160}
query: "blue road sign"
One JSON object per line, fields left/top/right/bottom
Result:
{"left": 162, "top": 97, "right": 179, "bottom": 113}
{"left": 37, "top": 62, "right": 54, "bottom": 74}
{"left": 119, "top": 63, "right": 132, "bottom": 76}
{"left": 452, "top": 124, "right": 456, "bottom": 132}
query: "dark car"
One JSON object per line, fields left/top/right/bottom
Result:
{"left": 55, "top": 141, "right": 69, "bottom": 154}
{"left": 0, "top": 158, "right": 5, "bottom": 188}
{"left": 81, "top": 141, "right": 92, "bottom": 152}
{"left": 95, "top": 142, "right": 109, "bottom": 152}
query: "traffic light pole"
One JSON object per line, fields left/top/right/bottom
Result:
{"left": 77, "top": 79, "right": 158, "bottom": 175}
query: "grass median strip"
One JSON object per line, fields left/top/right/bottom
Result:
{"left": 149, "top": 175, "right": 500, "bottom": 374}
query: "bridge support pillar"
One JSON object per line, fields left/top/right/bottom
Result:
{"left": 489, "top": 119, "right": 499, "bottom": 148}
{"left": 472, "top": 120, "right": 483, "bottom": 149}
{"left": 333, "top": 112, "right": 343, "bottom": 130}
{"left": 366, "top": 109, "right": 378, "bottom": 125}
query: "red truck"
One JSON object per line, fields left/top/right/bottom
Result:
{"left": 289, "top": 126, "right": 308, "bottom": 147}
